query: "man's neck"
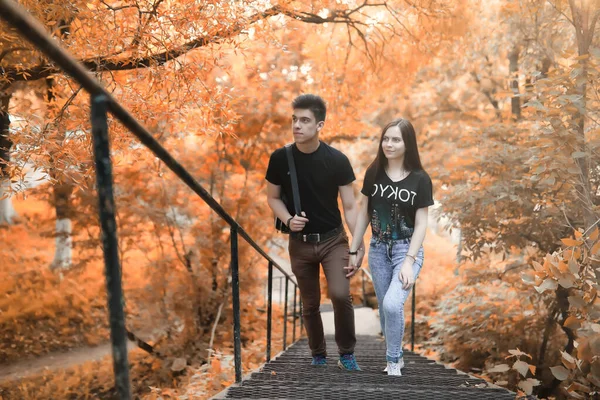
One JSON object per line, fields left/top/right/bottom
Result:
{"left": 296, "top": 138, "right": 320, "bottom": 154}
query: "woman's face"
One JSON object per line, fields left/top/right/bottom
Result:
{"left": 381, "top": 125, "right": 405, "bottom": 161}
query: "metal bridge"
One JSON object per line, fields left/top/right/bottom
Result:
{"left": 215, "top": 335, "right": 515, "bottom": 399}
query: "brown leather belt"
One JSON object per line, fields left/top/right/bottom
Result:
{"left": 290, "top": 225, "right": 343, "bottom": 244}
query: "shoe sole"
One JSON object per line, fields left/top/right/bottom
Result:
{"left": 337, "top": 360, "right": 361, "bottom": 371}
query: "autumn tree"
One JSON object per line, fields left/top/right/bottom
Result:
{"left": 411, "top": 0, "right": 599, "bottom": 396}
{"left": 1, "top": 0, "right": 447, "bottom": 269}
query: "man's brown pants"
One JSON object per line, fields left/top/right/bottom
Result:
{"left": 288, "top": 230, "right": 356, "bottom": 357}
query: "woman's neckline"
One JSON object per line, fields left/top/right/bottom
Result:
{"left": 384, "top": 168, "right": 412, "bottom": 183}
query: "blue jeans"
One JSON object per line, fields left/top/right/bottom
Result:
{"left": 368, "top": 238, "right": 424, "bottom": 362}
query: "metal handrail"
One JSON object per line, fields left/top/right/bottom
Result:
{"left": 0, "top": 1, "right": 302, "bottom": 397}
{"left": 0, "top": 0, "right": 296, "bottom": 286}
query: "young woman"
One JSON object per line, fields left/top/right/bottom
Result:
{"left": 346, "top": 118, "right": 434, "bottom": 376}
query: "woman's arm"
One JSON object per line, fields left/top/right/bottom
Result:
{"left": 398, "top": 207, "right": 429, "bottom": 289}
{"left": 406, "top": 207, "right": 428, "bottom": 259}
{"left": 345, "top": 194, "right": 370, "bottom": 277}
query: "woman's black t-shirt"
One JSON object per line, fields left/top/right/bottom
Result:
{"left": 360, "top": 168, "right": 434, "bottom": 243}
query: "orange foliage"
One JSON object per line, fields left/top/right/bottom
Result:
{"left": 4, "top": 0, "right": 599, "bottom": 399}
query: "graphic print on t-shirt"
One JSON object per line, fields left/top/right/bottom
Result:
{"left": 361, "top": 169, "right": 434, "bottom": 244}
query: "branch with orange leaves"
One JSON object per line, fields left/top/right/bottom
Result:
{"left": 1, "top": 2, "right": 400, "bottom": 83}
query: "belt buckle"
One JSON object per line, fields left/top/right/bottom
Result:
{"left": 308, "top": 233, "right": 320, "bottom": 242}
{"left": 301, "top": 233, "right": 321, "bottom": 243}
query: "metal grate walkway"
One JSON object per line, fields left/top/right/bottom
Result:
{"left": 215, "top": 335, "right": 515, "bottom": 399}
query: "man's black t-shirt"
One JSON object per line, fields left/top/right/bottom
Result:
{"left": 360, "top": 168, "right": 434, "bottom": 243}
{"left": 266, "top": 142, "right": 355, "bottom": 233}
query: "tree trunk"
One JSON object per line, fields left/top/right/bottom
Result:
{"left": 537, "top": 287, "right": 575, "bottom": 398}
{"left": 50, "top": 182, "right": 74, "bottom": 269}
{"left": 46, "top": 77, "right": 75, "bottom": 270}
{"left": 508, "top": 46, "right": 521, "bottom": 120}
{"left": 0, "top": 91, "right": 17, "bottom": 225}
{"left": 568, "top": 0, "right": 598, "bottom": 229}
{"left": 572, "top": 57, "right": 595, "bottom": 229}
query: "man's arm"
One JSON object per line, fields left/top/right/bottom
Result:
{"left": 339, "top": 183, "right": 360, "bottom": 233}
{"left": 266, "top": 182, "right": 308, "bottom": 232}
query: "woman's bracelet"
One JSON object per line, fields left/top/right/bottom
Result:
{"left": 348, "top": 247, "right": 364, "bottom": 255}
{"left": 286, "top": 216, "right": 294, "bottom": 227}
{"left": 405, "top": 254, "right": 416, "bottom": 262}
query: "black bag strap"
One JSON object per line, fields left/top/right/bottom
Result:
{"left": 285, "top": 144, "right": 302, "bottom": 215}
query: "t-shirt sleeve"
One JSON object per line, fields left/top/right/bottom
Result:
{"left": 336, "top": 152, "right": 356, "bottom": 186}
{"left": 360, "top": 167, "right": 375, "bottom": 197}
{"left": 265, "top": 151, "right": 283, "bottom": 185}
{"left": 415, "top": 172, "right": 434, "bottom": 209}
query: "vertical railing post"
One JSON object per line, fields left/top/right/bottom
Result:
{"left": 230, "top": 226, "right": 242, "bottom": 383}
{"left": 411, "top": 282, "right": 416, "bottom": 351}
{"left": 266, "top": 262, "right": 273, "bottom": 362}
{"left": 292, "top": 285, "right": 297, "bottom": 343}
{"left": 283, "top": 278, "right": 289, "bottom": 350}
{"left": 91, "top": 95, "right": 131, "bottom": 400}
{"left": 299, "top": 298, "right": 303, "bottom": 337}
{"left": 361, "top": 271, "right": 367, "bottom": 306}
{"left": 279, "top": 277, "right": 283, "bottom": 304}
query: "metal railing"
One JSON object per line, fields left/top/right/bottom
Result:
{"left": 0, "top": 1, "right": 302, "bottom": 398}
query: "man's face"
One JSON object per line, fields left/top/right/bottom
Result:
{"left": 292, "top": 108, "right": 323, "bottom": 144}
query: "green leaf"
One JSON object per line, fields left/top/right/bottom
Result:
{"left": 518, "top": 378, "right": 541, "bottom": 395}
{"left": 521, "top": 271, "right": 537, "bottom": 285}
{"left": 508, "top": 349, "right": 532, "bottom": 358}
{"left": 535, "top": 278, "right": 557, "bottom": 294}
{"left": 550, "top": 365, "right": 569, "bottom": 381}
{"left": 558, "top": 275, "right": 575, "bottom": 289}
{"left": 523, "top": 99, "right": 547, "bottom": 111}
{"left": 488, "top": 364, "right": 510, "bottom": 373}
{"left": 513, "top": 360, "right": 530, "bottom": 378}
{"left": 568, "top": 259, "right": 579, "bottom": 274}
{"left": 568, "top": 295, "right": 586, "bottom": 308}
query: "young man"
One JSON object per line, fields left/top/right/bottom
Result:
{"left": 265, "top": 94, "right": 365, "bottom": 370}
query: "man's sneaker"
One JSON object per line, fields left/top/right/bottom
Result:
{"left": 311, "top": 354, "right": 327, "bottom": 366}
{"left": 387, "top": 359, "right": 404, "bottom": 376}
{"left": 337, "top": 353, "right": 361, "bottom": 371}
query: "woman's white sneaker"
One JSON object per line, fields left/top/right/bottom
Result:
{"left": 387, "top": 361, "right": 402, "bottom": 376}
{"left": 386, "top": 358, "right": 404, "bottom": 376}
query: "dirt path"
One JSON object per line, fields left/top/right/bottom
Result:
{"left": 0, "top": 341, "right": 137, "bottom": 383}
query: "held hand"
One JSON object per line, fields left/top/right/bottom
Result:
{"left": 344, "top": 254, "right": 360, "bottom": 278}
{"left": 398, "top": 261, "right": 415, "bottom": 290}
{"left": 288, "top": 212, "right": 309, "bottom": 232}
